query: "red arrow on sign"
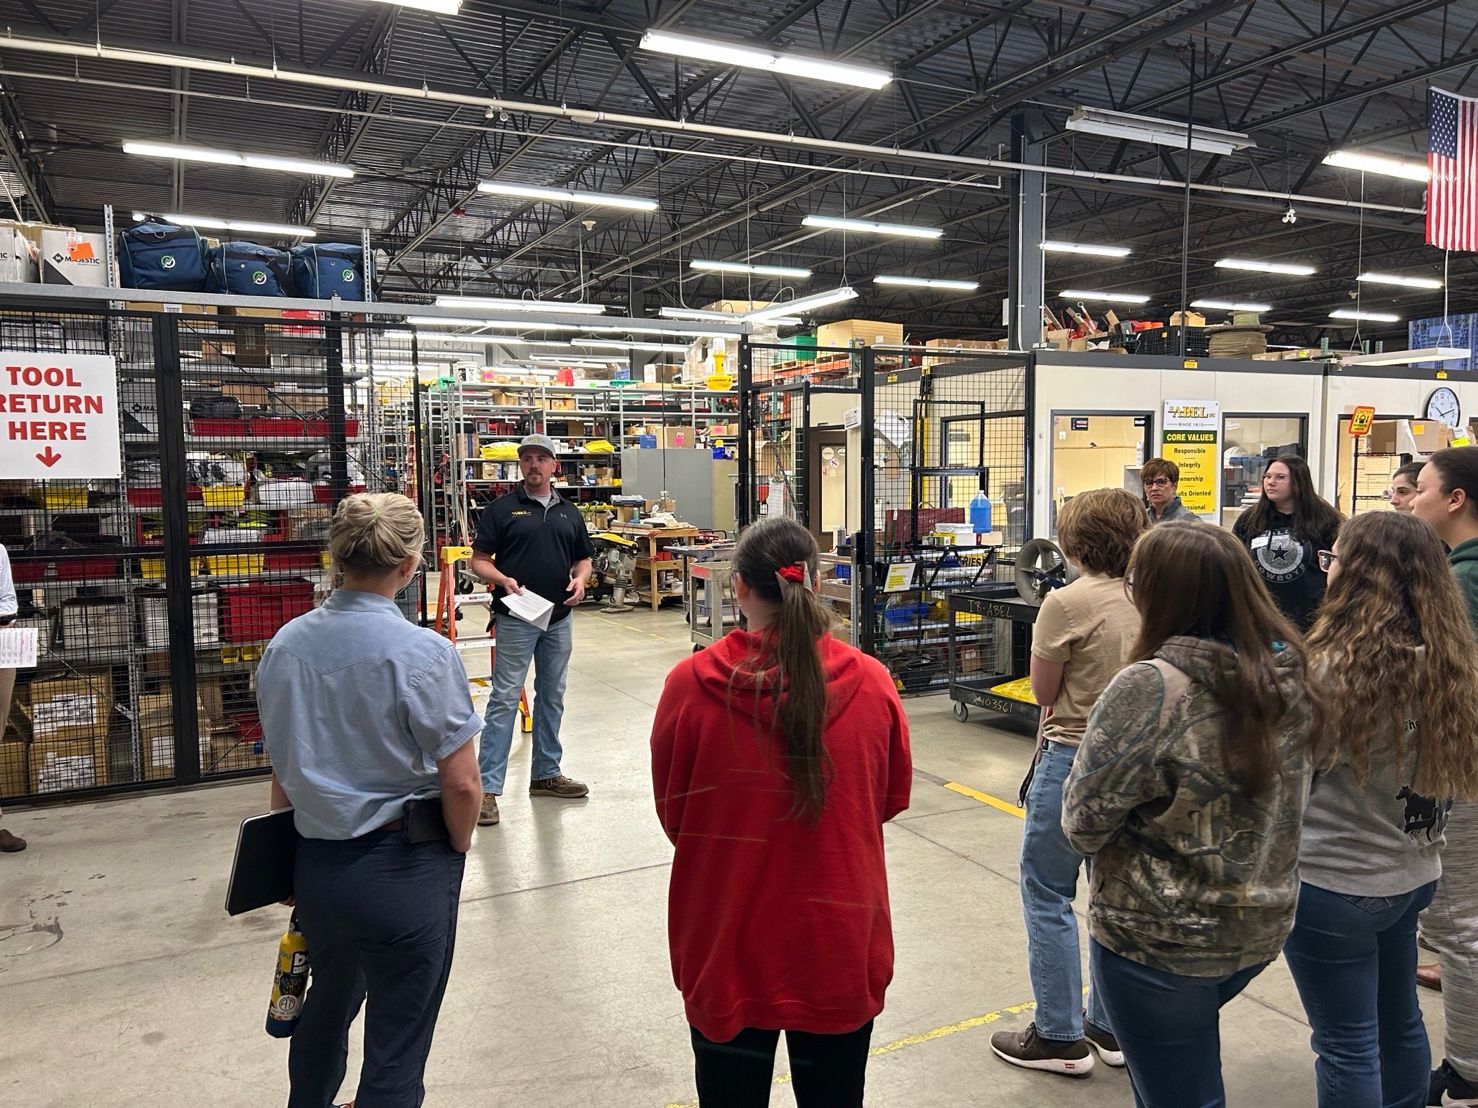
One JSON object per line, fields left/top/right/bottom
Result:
{"left": 36, "top": 447, "right": 62, "bottom": 467}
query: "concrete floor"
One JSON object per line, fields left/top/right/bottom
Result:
{"left": 0, "top": 607, "right": 1446, "bottom": 1106}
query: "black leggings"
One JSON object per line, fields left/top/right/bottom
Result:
{"left": 690, "top": 1020, "right": 875, "bottom": 1107}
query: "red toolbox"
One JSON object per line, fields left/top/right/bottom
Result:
{"left": 219, "top": 579, "right": 315, "bottom": 642}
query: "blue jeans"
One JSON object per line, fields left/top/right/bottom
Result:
{"left": 478, "top": 612, "right": 573, "bottom": 794}
{"left": 289, "top": 830, "right": 465, "bottom": 1108}
{"left": 1091, "top": 940, "right": 1267, "bottom": 1108}
{"left": 1283, "top": 881, "right": 1437, "bottom": 1108}
{"left": 1020, "top": 740, "right": 1111, "bottom": 1041}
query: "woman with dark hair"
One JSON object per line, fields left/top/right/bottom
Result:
{"left": 1063, "top": 522, "right": 1319, "bottom": 1108}
{"left": 1411, "top": 446, "right": 1478, "bottom": 1108}
{"left": 991, "top": 488, "right": 1145, "bottom": 1078}
{"left": 1140, "top": 457, "right": 1194, "bottom": 523}
{"left": 1232, "top": 455, "right": 1342, "bottom": 630}
{"left": 1285, "top": 511, "right": 1478, "bottom": 1108}
{"left": 1388, "top": 460, "right": 1425, "bottom": 512}
{"left": 650, "top": 517, "right": 912, "bottom": 1107}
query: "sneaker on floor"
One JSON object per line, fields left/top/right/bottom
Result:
{"left": 990, "top": 1022, "right": 1095, "bottom": 1077}
{"left": 1434, "top": 1059, "right": 1478, "bottom": 1106}
{"left": 477, "top": 793, "right": 500, "bottom": 826}
{"left": 0, "top": 828, "right": 25, "bottom": 853}
{"left": 1084, "top": 1024, "right": 1126, "bottom": 1068}
{"left": 529, "top": 775, "right": 589, "bottom": 799}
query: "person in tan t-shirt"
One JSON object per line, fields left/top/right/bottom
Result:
{"left": 992, "top": 488, "right": 1146, "bottom": 1079}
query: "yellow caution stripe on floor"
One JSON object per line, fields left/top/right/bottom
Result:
{"left": 943, "top": 780, "right": 1026, "bottom": 819}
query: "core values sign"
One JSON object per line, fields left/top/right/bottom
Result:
{"left": 0, "top": 353, "right": 122, "bottom": 479}
{"left": 1162, "top": 399, "right": 1220, "bottom": 519}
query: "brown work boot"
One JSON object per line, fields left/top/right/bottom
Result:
{"left": 0, "top": 828, "right": 26, "bottom": 852}
{"left": 529, "top": 775, "right": 589, "bottom": 799}
{"left": 477, "top": 793, "right": 500, "bottom": 826}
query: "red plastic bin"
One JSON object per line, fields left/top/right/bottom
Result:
{"left": 312, "top": 483, "right": 367, "bottom": 504}
{"left": 130, "top": 485, "right": 203, "bottom": 507}
{"left": 192, "top": 418, "right": 250, "bottom": 436}
{"left": 250, "top": 417, "right": 307, "bottom": 437}
{"left": 305, "top": 418, "right": 359, "bottom": 437}
{"left": 219, "top": 579, "right": 315, "bottom": 642}
{"left": 53, "top": 556, "right": 120, "bottom": 581}
{"left": 264, "top": 551, "right": 320, "bottom": 572}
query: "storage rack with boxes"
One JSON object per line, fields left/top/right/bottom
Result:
{"left": 0, "top": 295, "right": 393, "bottom": 804}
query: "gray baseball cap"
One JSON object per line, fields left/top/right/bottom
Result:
{"left": 518, "top": 433, "right": 558, "bottom": 458}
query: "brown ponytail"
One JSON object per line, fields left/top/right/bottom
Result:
{"left": 733, "top": 517, "right": 835, "bottom": 823}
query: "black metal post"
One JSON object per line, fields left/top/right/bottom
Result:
{"left": 153, "top": 315, "right": 201, "bottom": 784}
{"left": 737, "top": 338, "right": 753, "bottom": 528}
{"left": 1180, "top": 42, "right": 1196, "bottom": 359}
{"left": 325, "top": 315, "right": 349, "bottom": 502}
{"left": 858, "top": 347, "right": 877, "bottom": 656}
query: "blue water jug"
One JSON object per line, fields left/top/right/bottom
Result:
{"left": 969, "top": 491, "right": 993, "bottom": 533}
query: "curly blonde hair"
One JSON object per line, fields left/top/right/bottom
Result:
{"left": 1307, "top": 511, "right": 1478, "bottom": 798}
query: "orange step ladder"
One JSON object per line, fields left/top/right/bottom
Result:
{"left": 434, "top": 545, "right": 531, "bottom": 733}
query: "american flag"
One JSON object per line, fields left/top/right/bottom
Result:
{"left": 1428, "top": 88, "right": 1478, "bottom": 252}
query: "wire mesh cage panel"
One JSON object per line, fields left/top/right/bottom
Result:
{"left": 864, "top": 351, "right": 1029, "bottom": 695}
{"left": 0, "top": 308, "right": 169, "bottom": 798}
{"left": 740, "top": 342, "right": 863, "bottom": 528}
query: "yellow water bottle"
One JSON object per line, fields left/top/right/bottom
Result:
{"left": 265, "top": 915, "right": 309, "bottom": 1038}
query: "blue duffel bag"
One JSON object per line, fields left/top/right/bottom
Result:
{"left": 289, "top": 243, "right": 366, "bottom": 301}
{"left": 118, "top": 220, "right": 207, "bottom": 290}
{"left": 206, "top": 241, "right": 292, "bottom": 296}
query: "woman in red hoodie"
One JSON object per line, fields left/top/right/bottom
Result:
{"left": 651, "top": 517, "right": 912, "bottom": 1107}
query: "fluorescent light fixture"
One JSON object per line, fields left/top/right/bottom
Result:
{"left": 801, "top": 215, "right": 943, "bottom": 240}
{"left": 1041, "top": 240, "right": 1131, "bottom": 258}
{"left": 364, "top": 0, "right": 462, "bottom": 12}
{"left": 874, "top": 275, "right": 979, "bottom": 291}
{"left": 658, "top": 306, "right": 795, "bottom": 325}
{"left": 406, "top": 316, "right": 534, "bottom": 330}
{"left": 1060, "top": 288, "right": 1151, "bottom": 304}
{"left": 122, "top": 141, "right": 354, "bottom": 178}
{"left": 1357, "top": 272, "right": 1444, "bottom": 290}
{"left": 134, "top": 211, "right": 315, "bottom": 237}
{"left": 1322, "top": 150, "right": 1430, "bottom": 182}
{"left": 573, "top": 340, "right": 691, "bottom": 353}
{"left": 1065, "top": 107, "right": 1252, "bottom": 156}
{"left": 1343, "top": 347, "right": 1468, "bottom": 367}
{"left": 1215, "top": 258, "right": 1316, "bottom": 276}
{"left": 414, "top": 333, "right": 573, "bottom": 346}
{"left": 1191, "top": 299, "right": 1273, "bottom": 311}
{"left": 477, "top": 181, "right": 657, "bottom": 212}
{"left": 743, "top": 286, "right": 859, "bottom": 323}
{"left": 1330, "top": 309, "right": 1402, "bottom": 323}
{"left": 433, "top": 295, "right": 607, "bottom": 315}
{"left": 690, "top": 259, "right": 812, "bottom": 279}
{"left": 639, "top": 30, "right": 891, "bottom": 90}
{"left": 530, "top": 356, "right": 629, "bottom": 368}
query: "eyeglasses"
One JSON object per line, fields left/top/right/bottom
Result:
{"left": 1143, "top": 477, "right": 1172, "bottom": 488}
{"left": 1316, "top": 549, "right": 1338, "bottom": 572}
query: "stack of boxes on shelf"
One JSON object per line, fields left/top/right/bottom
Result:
{"left": 0, "top": 219, "right": 109, "bottom": 288}
{"left": 13, "top": 674, "right": 114, "bottom": 794}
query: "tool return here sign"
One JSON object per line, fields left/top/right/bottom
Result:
{"left": 0, "top": 353, "right": 122, "bottom": 480}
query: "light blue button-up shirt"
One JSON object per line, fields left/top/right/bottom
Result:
{"left": 257, "top": 589, "right": 481, "bottom": 840}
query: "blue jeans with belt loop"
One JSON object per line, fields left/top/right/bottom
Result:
{"left": 478, "top": 611, "right": 573, "bottom": 794}
{"left": 288, "top": 828, "right": 465, "bottom": 1108}
{"left": 1283, "top": 880, "right": 1438, "bottom": 1108}
{"left": 1020, "top": 739, "right": 1112, "bottom": 1041}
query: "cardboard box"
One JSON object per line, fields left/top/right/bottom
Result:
{"left": 124, "top": 301, "right": 216, "bottom": 316}
{"left": 30, "top": 736, "right": 109, "bottom": 793}
{"left": 219, "top": 305, "right": 283, "bottom": 319}
{"left": 197, "top": 677, "right": 225, "bottom": 723}
{"left": 0, "top": 739, "right": 27, "bottom": 795}
{"left": 40, "top": 229, "right": 109, "bottom": 287}
{"left": 56, "top": 596, "right": 131, "bottom": 652}
{"left": 1169, "top": 311, "right": 1206, "bottom": 327}
{"left": 139, "top": 710, "right": 212, "bottom": 781}
{"left": 19, "top": 675, "right": 112, "bottom": 741}
{"left": 0, "top": 228, "right": 37, "bottom": 283}
{"left": 816, "top": 318, "right": 904, "bottom": 349}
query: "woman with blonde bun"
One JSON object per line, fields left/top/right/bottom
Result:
{"left": 258, "top": 493, "right": 483, "bottom": 1108}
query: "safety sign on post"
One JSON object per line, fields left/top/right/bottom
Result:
{"left": 0, "top": 353, "right": 122, "bottom": 479}
{"left": 1349, "top": 405, "right": 1377, "bottom": 437}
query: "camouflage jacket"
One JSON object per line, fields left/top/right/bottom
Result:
{"left": 1063, "top": 636, "right": 1315, "bottom": 977}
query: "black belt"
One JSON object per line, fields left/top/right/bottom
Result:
{"left": 366, "top": 797, "right": 447, "bottom": 843}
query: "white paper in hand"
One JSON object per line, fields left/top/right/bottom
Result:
{"left": 502, "top": 589, "right": 554, "bottom": 631}
{"left": 0, "top": 627, "right": 39, "bottom": 668}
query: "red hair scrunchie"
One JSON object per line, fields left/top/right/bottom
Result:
{"left": 776, "top": 563, "right": 806, "bottom": 584}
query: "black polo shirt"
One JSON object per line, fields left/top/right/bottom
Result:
{"left": 472, "top": 485, "right": 595, "bottom": 624}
